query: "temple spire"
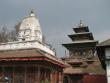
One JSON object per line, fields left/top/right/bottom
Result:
{"left": 18, "top": 11, "right": 42, "bottom": 42}
{"left": 79, "top": 20, "right": 85, "bottom": 27}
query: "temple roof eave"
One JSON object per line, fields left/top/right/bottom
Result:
{"left": 62, "top": 40, "right": 98, "bottom": 45}
{"left": 63, "top": 67, "right": 86, "bottom": 75}
{"left": 73, "top": 26, "right": 89, "bottom": 33}
{"left": 0, "top": 48, "right": 68, "bottom": 68}
{"left": 68, "top": 32, "right": 94, "bottom": 41}
{"left": 62, "top": 40, "right": 98, "bottom": 50}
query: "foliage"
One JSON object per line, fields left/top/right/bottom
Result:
{"left": 40, "top": 80, "right": 50, "bottom": 83}
{"left": 0, "top": 23, "right": 20, "bottom": 43}
{"left": 0, "top": 26, "right": 9, "bottom": 43}
{"left": 45, "top": 79, "right": 50, "bottom": 83}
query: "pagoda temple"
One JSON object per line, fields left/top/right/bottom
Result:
{"left": 62, "top": 21, "right": 106, "bottom": 83}
{"left": 63, "top": 20, "right": 98, "bottom": 59}
{"left": 0, "top": 11, "right": 67, "bottom": 83}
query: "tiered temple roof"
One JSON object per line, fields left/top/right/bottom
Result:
{"left": 62, "top": 21, "right": 104, "bottom": 75}
{"left": 63, "top": 21, "right": 98, "bottom": 53}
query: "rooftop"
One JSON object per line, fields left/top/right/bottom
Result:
{"left": 98, "top": 39, "right": 110, "bottom": 47}
{"left": 0, "top": 40, "right": 55, "bottom": 56}
{"left": 0, "top": 48, "right": 67, "bottom": 67}
{"left": 64, "top": 67, "right": 84, "bottom": 74}
{"left": 68, "top": 32, "right": 94, "bottom": 41}
{"left": 63, "top": 40, "right": 98, "bottom": 45}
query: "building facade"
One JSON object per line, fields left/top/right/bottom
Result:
{"left": 0, "top": 11, "right": 66, "bottom": 83}
{"left": 97, "top": 39, "right": 110, "bottom": 83}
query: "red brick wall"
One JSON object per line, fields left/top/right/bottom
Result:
{"left": 83, "top": 75, "right": 107, "bottom": 83}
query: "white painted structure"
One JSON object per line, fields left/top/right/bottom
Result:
{"left": 0, "top": 11, "right": 55, "bottom": 56}
{"left": 18, "top": 11, "right": 42, "bottom": 42}
{"left": 105, "top": 48, "right": 110, "bottom": 83}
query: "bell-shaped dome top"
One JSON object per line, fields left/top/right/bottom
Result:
{"left": 20, "top": 11, "right": 41, "bottom": 31}
{"left": 18, "top": 11, "right": 42, "bottom": 42}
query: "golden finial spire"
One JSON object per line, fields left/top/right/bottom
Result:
{"left": 29, "top": 9, "right": 34, "bottom": 14}
{"left": 29, "top": 9, "right": 36, "bottom": 16}
{"left": 30, "top": 10, "right": 34, "bottom": 14}
{"left": 79, "top": 20, "right": 85, "bottom": 27}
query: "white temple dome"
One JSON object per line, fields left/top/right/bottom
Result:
{"left": 18, "top": 11, "right": 42, "bottom": 42}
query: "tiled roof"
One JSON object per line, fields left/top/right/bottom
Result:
{"left": 84, "top": 61, "right": 105, "bottom": 74}
{"left": 63, "top": 67, "right": 84, "bottom": 74}
{"left": 0, "top": 48, "right": 67, "bottom": 67}
{"left": 62, "top": 56, "right": 105, "bottom": 74}
{"left": 98, "top": 39, "right": 110, "bottom": 46}
{"left": 68, "top": 32, "right": 94, "bottom": 41}
{"left": 0, "top": 49, "right": 43, "bottom": 58}
{"left": 67, "top": 59, "right": 83, "bottom": 65}
{"left": 63, "top": 59, "right": 105, "bottom": 74}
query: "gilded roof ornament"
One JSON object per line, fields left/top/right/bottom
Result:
{"left": 79, "top": 20, "right": 85, "bottom": 27}
{"left": 29, "top": 9, "right": 36, "bottom": 17}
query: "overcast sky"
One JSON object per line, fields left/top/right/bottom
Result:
{"left": 0, "top": 0, "right": 110, "bottom": 57}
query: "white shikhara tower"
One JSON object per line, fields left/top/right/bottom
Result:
{"left": 18, "top": 11, "right": 42, "bottom": 42}
{"left": 0, "top": 11, "right": 55, "bottom": 55}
